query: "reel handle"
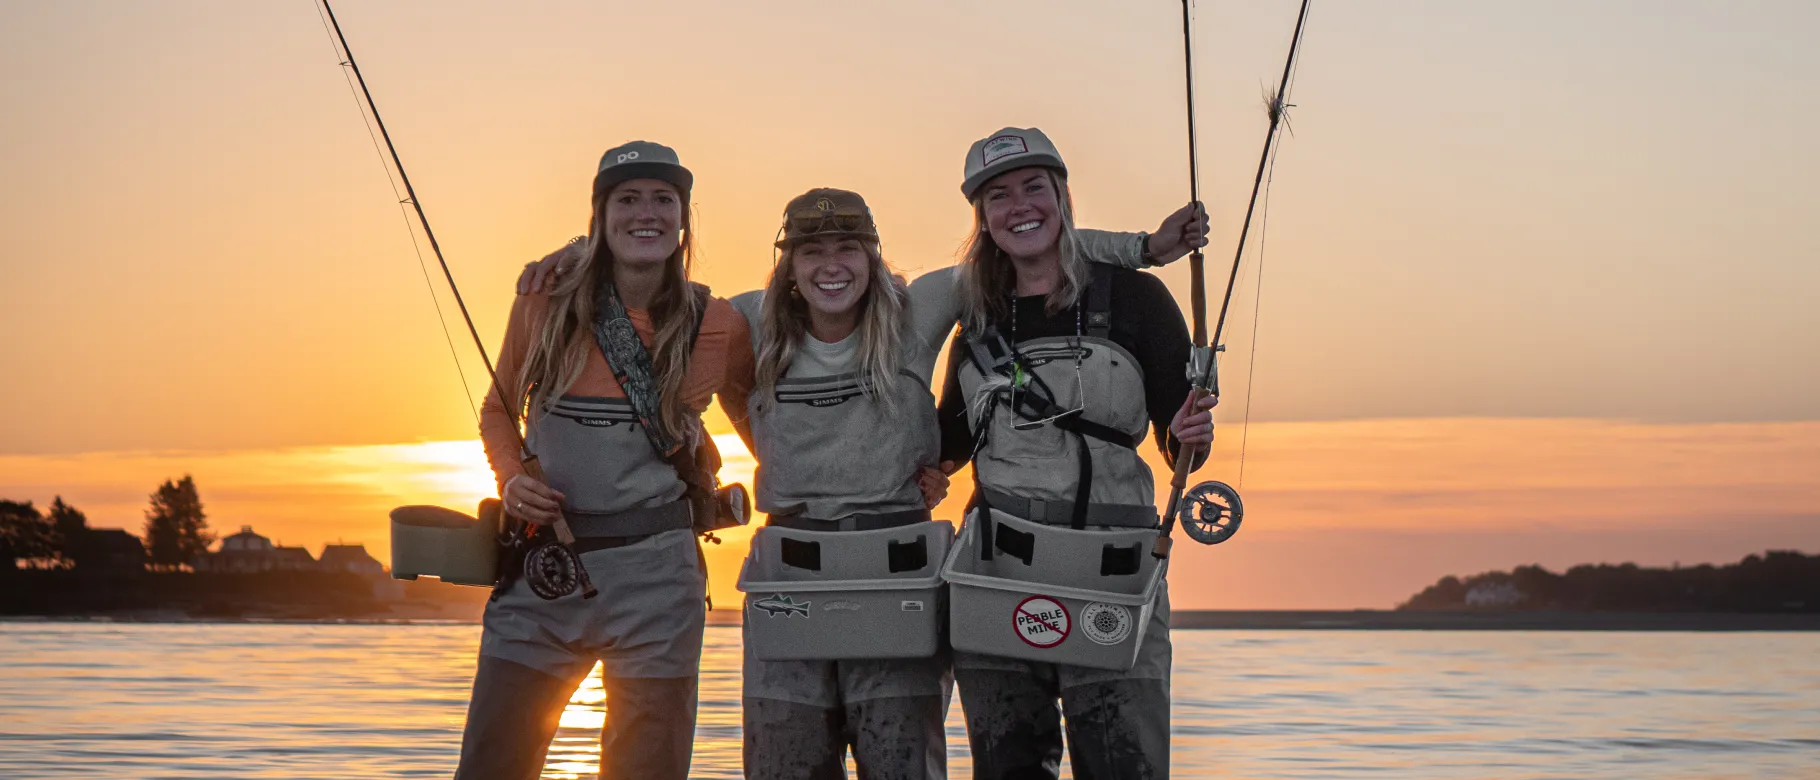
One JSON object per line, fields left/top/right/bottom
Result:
{"left": 518, "top": 454, "right": 596, "bottom": 598}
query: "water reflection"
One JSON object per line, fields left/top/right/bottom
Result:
{"left": 1, "top": 623, "right": 1816, "bottom": 779}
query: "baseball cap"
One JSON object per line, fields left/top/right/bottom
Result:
{"left": 774, "top": 188, "right": 880, "bottom": 249}
{"left": 960, "top": 127, "right": 1068, "bottom": 200}
{"left": 592, "top": 140, "right": 693, "bottom": 201}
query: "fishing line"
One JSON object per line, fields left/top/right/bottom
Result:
{"left": 1158, "top": 0, "right": 1312, "bottom": 553}
{"left": 1236, "top": 149, "right": 1279, "bottom": 490}
{"left": 313, "top": 0, "right": 597, "bottom": 600}
{"left": 1236, "top": 7, "right": 1309, "bottom": 489}
{"left": 313, "top": 0, "right": 522, "bottom": 447}
{"left": 1211, "top": 0, "right": 1310, "bottom": 350}
{"left": 310, "top": 0, "right": 478, "bottom": 425}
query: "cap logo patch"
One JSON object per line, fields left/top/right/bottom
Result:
{"left": 981, "top": 135, "right": 1029, "bottom": 166}
{"left": 815, "top": 197, "right": 835, "bottom": 212}
{"left": 615, "top": 150, "right": 641, "bottom": 164}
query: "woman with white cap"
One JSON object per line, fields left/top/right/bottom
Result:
{"left": 934, "top": 127, "right": 1217, "bottom": 779}
{"left": 458, "top": 140, "right": 756, "bottom": 780}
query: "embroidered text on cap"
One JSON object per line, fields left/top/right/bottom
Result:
{"left": 982, "top": 135, "right": 1030, "bottom": 166}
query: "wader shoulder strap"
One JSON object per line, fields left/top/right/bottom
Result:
{"left": 1086, "top": 263, "right": 1112, "bottom": 340}
{"left": 960, "top": 269, "right": 1132, "bottom": 449}
{"left": 591, "top": 282, "right": 724, "bottom": 608}
{"left": 591, "top": 282, "right": 722, "bottom": 513}
{"left": 963, "top": 265, "right": 1128, "bottom": 534}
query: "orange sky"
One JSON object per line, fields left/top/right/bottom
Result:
{"left": 2, "top": 1, "right": 1817, "bottom": 607}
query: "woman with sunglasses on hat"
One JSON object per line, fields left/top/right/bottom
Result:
{"left": 934, "top": 127, "right": 1218, "bottom": 780}
{"left": 459, "top": 140, "right": 756, "bottom": 780}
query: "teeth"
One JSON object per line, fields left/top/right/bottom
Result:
{"left": 631, "top": 229, "right": 661, "bottom": 238}
{"left": 1011, "top": 221, "right": 1042, "bottom": 234}
{"left": 816, "top": 281, "right": 849, "bottom": 292}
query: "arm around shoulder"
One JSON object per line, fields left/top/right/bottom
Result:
{"left": 716, "top": 300, "right": 759, "bottom": 451}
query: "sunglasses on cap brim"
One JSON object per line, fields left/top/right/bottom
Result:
{"left": 786, "top": 207, "right": 873, "bottom": 236}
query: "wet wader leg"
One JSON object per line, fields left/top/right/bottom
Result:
{"left": 845, "top": 695, "right": 947, "bottom": 780}
{"left": 742, "top": 697, "right": 846, "bottom": 780}
{"left": 599, "top": 674, "right": 699, "bottom": 780}
{"left": 453, "top": 655, "right": 588, "bottom": 780}
{"left": 954, "top": 666, "right": 1064, "bottom": 780}
{"left": 1059, "top": 678, "right": 1171, "bottom": 780}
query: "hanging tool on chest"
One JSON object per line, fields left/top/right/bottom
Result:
{"left": 1156, "top": 0, "right": 1313, "bottom": 557}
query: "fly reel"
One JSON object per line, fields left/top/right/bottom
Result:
{"left": 1181, "top": 481, "right": 1243, "bottom": 545}
{"left": 524, "top": 539, "right": 588, "bottom": 600}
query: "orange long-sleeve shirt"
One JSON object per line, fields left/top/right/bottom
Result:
{"left": 479, "top": 289, "right": 756, "bottom": 492}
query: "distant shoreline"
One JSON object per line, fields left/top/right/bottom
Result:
{"left": 1164, "top": 610, "right": 1820, "bottom": 631}
{"left": 8, "top": 610, "right": 1818, "bottom": 631}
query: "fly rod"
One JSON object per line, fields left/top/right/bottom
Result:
{"left": 1157, "top": 0, "right": 1312, "bottom": 557}
{"left": 318, "top": 0, "right": 594, "bottom": 597}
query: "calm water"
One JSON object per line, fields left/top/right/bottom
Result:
{"left": 1, "top": 623, "right": 1816, "bottom": 778}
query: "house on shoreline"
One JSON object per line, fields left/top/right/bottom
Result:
{"left": 192, "top": 526, "right": 401, "bottom": 601}
{"left": 193, "top": 526, "right": 385, "bottom": 577}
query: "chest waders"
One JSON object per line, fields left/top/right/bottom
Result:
{"left": 941, "top": 264, "right": 1169, "bottom": 671}
{"left": 566, "top": 281, "right": 748, "bottom": 596}
{"left": 734, "top": 316, "right": 955, "bottom": 780}
{"left": 489, "top": 281, "right": 750, "bottom": 604}
{"left": 738, "top": 363, "right": 951, "bottom": 661}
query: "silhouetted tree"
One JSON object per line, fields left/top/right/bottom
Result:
{"left": 144, "top": 476, "right": 213, "bottom": 571}
{"left": 0, "top": 499, "right": 56, "bottom": 569}
{"left": 47, "top": 496, "right": 91, "bottom": 567}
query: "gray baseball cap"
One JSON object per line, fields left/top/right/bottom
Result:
{"left": 960, "top": 127, "right": 1067, "bottom": 200}
{"left": 593, "top": 140, "right": 693, "bottom": 200}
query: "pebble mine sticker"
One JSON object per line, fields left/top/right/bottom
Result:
{"left": 1013, "top": 596, "right": 1071, "bottom": 648}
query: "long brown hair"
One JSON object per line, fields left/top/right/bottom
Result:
{"left": 955, "top": 168, "right": 1086, "bottom": 334}
{"left": 755, "top": 240, "right": 909, "bottom": 412}
{"left": 517, "top": 197, "right": 702, "bottom": 443}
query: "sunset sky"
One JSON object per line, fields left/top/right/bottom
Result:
{"left": 3, "top": 0, "right": 1816, "bottom": 608}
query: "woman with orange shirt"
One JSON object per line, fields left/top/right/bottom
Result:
{"left": 456, "top": 141, "right": 754, "bottom": 780}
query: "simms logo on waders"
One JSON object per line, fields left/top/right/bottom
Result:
{"left": 752, "top": 593, "right": 811, "bottom": 618}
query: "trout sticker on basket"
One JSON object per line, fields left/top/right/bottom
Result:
{"left": 752, "top": 594, "right": 811, "bottom": 618}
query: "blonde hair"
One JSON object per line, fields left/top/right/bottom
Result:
{"left": 517, "top": 198, "right": 703, "bottom": 443}
{"left": 755, "top": 240, "right": 909, "bottom": 413}
{"left": 956, "top": 168, "right": 1086, "bottom": 335}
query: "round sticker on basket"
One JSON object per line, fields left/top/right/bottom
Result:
{"left": 1013, "top": 596, "right": 1071, "bottom": 648}
{"left": 1080, "top": 602, "right": 1133, "bottom": 645}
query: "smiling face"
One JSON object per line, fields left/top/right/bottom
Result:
{"left": 600, "top": 178, "right": 684, "bottom": 270}
{"left": 789, "top": 235, "right": 873, "bottom": 327}
{"left": 979, "top": 167, "right": 1064, "bottom": 262}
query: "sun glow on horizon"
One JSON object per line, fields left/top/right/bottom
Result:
{"left": 1, "top": 419, "right": 1812, "bottom": 609}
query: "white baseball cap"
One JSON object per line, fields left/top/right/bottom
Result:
{"left": 961, "top": 127, "right": 1068, "bottom": 200}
